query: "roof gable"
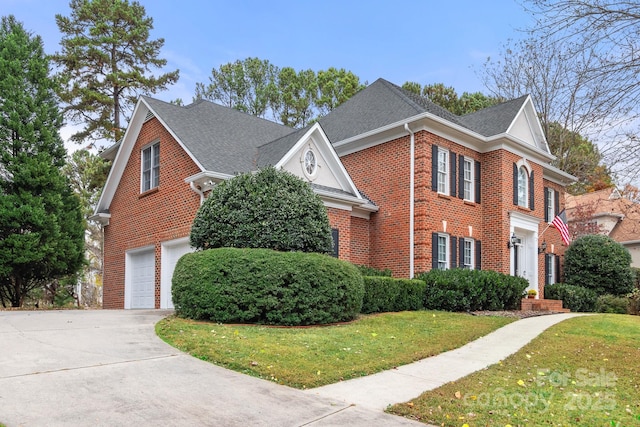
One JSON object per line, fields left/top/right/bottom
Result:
{"left": 274, "top": 123, "right": 363, "bottom": 200}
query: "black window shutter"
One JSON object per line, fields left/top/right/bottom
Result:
{"left": 432, "top": 232, "right": 438, "bottom": 269}
{"left": 513, "top": 163, "right": 518, "bottom": 205}
{"left": 475, "top": 160, "right": 481, "bottom": 204}
{"left": 475, "top": 240, "right": 482, "bottom": 270}
{"left": 554, "top": 189, "right": 560, "bottom": 216}
{"left": 555, "top": 254, "right": 561, "bottom": 283}
{"left": 459, "top": 237, "right": 465, "bottom": 267}
{"left": 529, "top": 170, "right": 535, "bottom": 210}
{"left": 331, "top": 228, "right": 339, "bottom": 258}
{"left": 450, "top": 236, "right": 457, "bottom": 268}
{"left": 431, "top": 145, "right": 439, "bottom": 192}
{"left": 544, "top": 187, "right": 550, "bottom": 222}
{"left": 545, "top": 254, "right": 551, "bottom": 285}
{"left": 458, "top": 155, "right": 465, "bottom": 199}
{"left": 450, "top": 152, "right": 457, "bottom": 197}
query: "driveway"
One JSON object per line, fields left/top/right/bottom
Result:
{"left": 0, "top": 310, "right": 421, "bottom": 427}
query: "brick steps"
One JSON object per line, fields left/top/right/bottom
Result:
{"left": 521, "top": 298, "right": 570, "bottom": 313}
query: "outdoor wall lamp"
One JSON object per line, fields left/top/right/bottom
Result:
{"left": 538, "top": 240, "right": 547, "bottom": 254}
{"left": 507, "top": 233, "right": 517, "bottom": 249}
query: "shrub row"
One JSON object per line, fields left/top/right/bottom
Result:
{"left": 544, "top": 283, "right": 598, "bottom": 312}
{"left": 361, "top": 276, "right": 426, "bottom": 314}
{"left": 172, "top": 248, "right": 363, "bottom": 326}
{"left": 417, "top": 268, "right": 528, "bottom": 312}
{"left": 356, "top": 265, "right": 393, "bottom": 277}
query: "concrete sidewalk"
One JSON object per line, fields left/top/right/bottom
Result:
{"left": 306, "top": 313, "right": 587, "bottom": 410}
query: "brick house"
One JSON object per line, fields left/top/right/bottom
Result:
{"left": 566, "top": 187, "right": 640, "bottom": 267}
{"left": 93, "top": 78, "right": 574, "bottom": 309}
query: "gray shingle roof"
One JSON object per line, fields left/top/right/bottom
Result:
{"left": 140, "top": 81, "right": 530, "bottom": 176}
{"left": 458, "top": 95, "right": 528, "bottom": 136}
{"left": 255, "top": 126, "right": 311, "bottom": 168}
{"left": 142, "top": 96, "right": 295, "bottom": 174}
{"left": 318, "top": 78, "right": 528, "bottom": 142}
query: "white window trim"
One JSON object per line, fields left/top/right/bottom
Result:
{"left": 547, "top": 188, "right": 555, "bottom": 223}
{"left": 141, "top": 141, "right": 160, "bottom": 192}
{"left": 463, "top": 157, "right": 474, "bottom": 202}
{"left": 517, "top": 166, "right": 528, "bottom": 207}
{"left": 437, "top": 233, "right": 449, "bottom": 270}
{"left": 463, "top": 238, "right": 474, "bottom": 269}
{"left": 437, "top": 148, "right": 449, "bottom": 195}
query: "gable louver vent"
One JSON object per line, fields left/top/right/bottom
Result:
{"left": 144, "top": 110, "right": 155, "bottom": 122}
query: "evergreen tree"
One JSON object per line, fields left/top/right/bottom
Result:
{"left": 53, "top": 0, "right": 179, "bottom": 143}
{"left": 0, "top": 16, "right": 84, "bottom": 308}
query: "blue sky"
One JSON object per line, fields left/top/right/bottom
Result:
{"left": 2, "top": 0, "right": 534, "bottom": 106}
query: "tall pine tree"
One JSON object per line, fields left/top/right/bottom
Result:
{"left": 0, "top": 16, "right": 84, "bottom": 308}
{"left": 53, "top": 0, "right": 179, "bottom": 143}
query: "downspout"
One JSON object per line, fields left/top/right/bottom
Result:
{"left": 404, "top": 123, "right": 415, "bottom": 279}
{"left": 189, "top": 181, "right": 205, "bottom": 205}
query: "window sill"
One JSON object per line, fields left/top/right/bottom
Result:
{"left": 463, "top": 200, "right": 477, "bottom": 206}
{"left": 515, "top": 205, "right": 532, "bottom": 213}
{"left": 437, "top": 193, "right": 451, "bottom": 200}
{"left": 139, "top": 187, "right": 159, "bottom": 199}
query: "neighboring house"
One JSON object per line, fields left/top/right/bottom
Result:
{"left": 92, "top": 78, "right": 575, "bottom": 309}
{"left": 566, "top": 187, "right": 640, "bottom": 267}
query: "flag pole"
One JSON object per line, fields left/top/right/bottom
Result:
{"left": 539, "top": 222, "right": 551, "bottom": 238}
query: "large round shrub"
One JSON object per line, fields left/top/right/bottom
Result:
{"left": 172, "top": 247, "right": 364, "bottom": 326}
{"left": 564, "top": 234, "right": 634, "bottom": 296}
{"left": 190, "top": 167, "right": 333, "bottom": 253}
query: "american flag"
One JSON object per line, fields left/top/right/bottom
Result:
{"left": 552, "top": 209, "right": 571, "bottom": 245}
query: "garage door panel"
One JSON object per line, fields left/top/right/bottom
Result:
{"left": 129, "top": 250, "right": 155, "bottom": 309}
{"left": 161, "top": 239, "right": 194, "bottom": 309}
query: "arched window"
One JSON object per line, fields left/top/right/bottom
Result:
{"left": 517, "top": 166, "right": 528, "bottom": 207}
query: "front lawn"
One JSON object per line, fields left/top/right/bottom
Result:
{"left": 388, "top": 314, "right": 640, "bottom": 426}
{"left": 156, "top": 310, "right": 512, "bottom": 388}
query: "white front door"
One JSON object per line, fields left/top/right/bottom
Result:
{"left": 127, "top": 249, "right": 155, "bottom": 309}
{"left": 510, "top": 212, "right": 540, "bottom": 295}
{"left": 160, "top": 238, "right": 194, "bottom": 309}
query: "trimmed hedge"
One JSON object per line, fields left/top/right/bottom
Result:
{"left": 172, "top": 248, "right": 363, "bottom": 326}
{"left": 595, "top": 294, "right": 629, "bottom": 314}
{"left": 417, "top": 269, "right": 528, "bottom": 311}
{"left": 361, "top": 276, "right": 426, "bottom": 314}
{"left": 544, "top": 283, "right": 598, "bottom": 312}
{"left": 356, "top": 265, "right": 393, "bottom": 277}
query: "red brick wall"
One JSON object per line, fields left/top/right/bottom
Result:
{"left": 350, "top": 216, "right": 370, "bottom": 266}
{"left": 326, "top": 207, "right": 351, "bottom": 261}
{"left": 341, "top": 136, "right": 411, "bottom": 277}
{"left": 103, "top": 118, "right": 202, "bottom": 308}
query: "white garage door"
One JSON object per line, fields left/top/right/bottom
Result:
{"left": 161, "top": 238, "right": 194, "bottom": 309}
{"left": 128, "top": 249, "right": 155, "bottom": 309}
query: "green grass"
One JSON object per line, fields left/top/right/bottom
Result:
{"left": 388, "top": 314, "right": 640, "bottom": 426}
{"left": 156, "top": 310, "right": 513, "bottom": 388}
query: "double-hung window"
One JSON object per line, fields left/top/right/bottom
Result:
{"left": 142, "top": 142, "right": 160, "bottom": 192}
{"left": 545, "top": 253, "right": 559, "bottom": 285}
{"left": 437, "top": 148, "right": 449, "bottom": 194}
{"left": 463, "top": 238, "right": 474, "bottom": 269}
{"left": 437, "top": 233, "right": 449, "bottom": 270}
{"left": 463, "top": 157, "right": 474, "bottom": 201}
{"left": 546, "top": 188, "right": 555, "bottom": 223}
{"left": 517, "top": 166, "right": 528, "bottom": 207}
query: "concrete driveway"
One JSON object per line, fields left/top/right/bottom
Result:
{"left": 0, "top": 310, "right": 421, "bottom": 427}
